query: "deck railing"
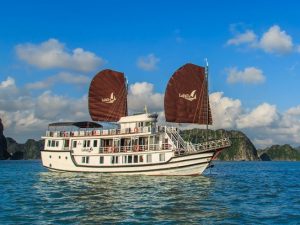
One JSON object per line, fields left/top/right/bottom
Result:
{"left": 98, "top": 144, "right": 164, "bottom": 153}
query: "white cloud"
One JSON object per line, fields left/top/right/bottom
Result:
{"left": 227, "top": 30, "right": 257, "bottom": 46}
{"left": 285, "top": 105, "right": 300, "bottom": 116}
{"left": 0, "top": 76, "right": 89, "bottom": 142}
{"left": 237, "top": 103, "right": 278, "bottom": 129}
{"left": 16, "top": 39, "right": 105, "bottom": 72}
{"left": 210, "top": 92, "right": 242, "bottom": 129}
{"left": 227, "top": 25, "right": 296, "bottom": 54}
{"left": 0, "top": 76, "right": 15, "bottom": 88}
{"left": 26, "top": 72, "right": 90, "bottom": 90}
{"left": 137, "top": 54, "right": 160, "bottom": 71}
{"left": 128, "top": 82, "right": 164, "bottom": 112}
{"left": 227, "top": 67, "right": 265, "bottom": 84}
{"left": 3, "top": 76, "right": 300, "bottom": 149}
{"left": 259, "top": 25, "right": 293, "bottom": 54}
{"left": 0, "top": 77, "right": 20, "bottom": 98}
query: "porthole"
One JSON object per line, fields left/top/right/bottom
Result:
{"left": 49, "top": 163, "right": 52, "bottom": 167}
{"left": 65, "top": 156, "right": 68, "bottom": 160}
{"left": 59, "top": 156, "right": 61, "bottom": 159}
{"left": 49, "top": 155, "right": 52, "bottom": 159}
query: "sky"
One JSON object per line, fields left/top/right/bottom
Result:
{"left": 1, "top": 0, "right": 300, "bottom": 148}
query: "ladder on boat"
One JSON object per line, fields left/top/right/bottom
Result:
{"left": 165, "top": 126, "right": 231, "bottom": 154}
{"left": 165, "top": 127, "right": 196, "bottom": 152}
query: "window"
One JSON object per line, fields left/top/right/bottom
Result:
{"left": 159, "top": 153, "right": 165, "bottom": 162}
{"left": 111, "top": 156, "right": 119, "bottom": 164}
{"left": 55, "top": 141, "right": 59, "bottom": 147}
{"left": 134, "top": 155, "right": 138, "bottom": 163}
{"left": 82, "top": 156, "right": 90, "bottom": 164}
{"left": 47, "top": 140, "right": 51, "bottom": 147}
{"left": 73, "top": 141, "right": 77, "bottom": 148}
{"left": 64, "top": 140, "right": 69, "bottom": 147}
{"left": 99, "top": 156, "right": 104, "bottom": 164}
{"left": 93, "top": 140, "right": 98, "bottom": 147}
{"left": 139, "top": 155, "right": 144, "bottom": 163}
{"left": 128, "top": 155, "right": 132, "bottom": 163}
{"left": 51, "top": 140, "right": 55, "bottom": 147}
{"left": 83, "top": 140, "right": 90, "bottom": 147}
{"left": 147, "top": 154, "right": 152, "bottom": 163}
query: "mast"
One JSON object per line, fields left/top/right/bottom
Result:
{"left": 205, "top": 58, "right": 209, "bottom": 143}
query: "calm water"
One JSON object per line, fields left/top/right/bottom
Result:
{"left": 0, "top": 161, "right": 299, "bottom": 225}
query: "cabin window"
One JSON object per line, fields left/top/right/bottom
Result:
{"left": 47, "top": 140, "right": 51, "bottom": 147}
{"left": 147, "top": 154, "right": 152, "bottom": 163}
{"left": 139, "top": 155, "right": 144, "bottom": 163}
{"left": 159, "top": 153, "right": 165, "bottom": 162}
{"left": 64, "top": 140, "right": 69, "bottom": 147}
{"left": 128, "top": 155, "right": 132, "bottom": 163}
{"left": 99, "top": 156, "right": 104, "bottom": 164}
{"left": 55, "top": 141, "right": 59, "bottom": 147}
{"left": 82, "top": 156, "right": 90, "bottom": 164}
{"left": 51, "top": 140, "right": 55, "bottom": 147}
{"left": 134, "top": 155, "right": 138, "bottom": 163}
{"left": 93, "top": 140, "right": 98, "bottom": 147}
{"left": 73, "top": 141, "right": 77, "bottom": 148}
{"left": 111, "top": 156, "right": 119, "bottom": 164}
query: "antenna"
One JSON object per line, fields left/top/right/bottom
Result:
{"left": 205, "top": 58, "right": 209, "bottom": 144}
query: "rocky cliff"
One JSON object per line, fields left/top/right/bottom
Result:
{"left": 0, "top": 118, "right": 11, "bottom": 160}
{"left": 181, "top": 129, "right": 259, "bottom": 161}
{"left": 6, "top": 138, "right": 43, "bottom": 160}
{"left": 258, "top": 144, "right": 300, "bottom": 161}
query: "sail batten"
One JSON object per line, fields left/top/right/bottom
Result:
{"left": 164, "top": 63, "right": 212, "bottom": 125}
{"left": 88, "top": 69, "right": 127, "bottom": 122}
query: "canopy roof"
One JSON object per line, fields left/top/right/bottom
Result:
{"left": 48, "top": 121, "right": 102, "bottom": 128}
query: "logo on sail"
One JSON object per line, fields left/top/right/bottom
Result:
{"left": 179, "top": 90, "right": 197, "bottom": 101}
{"left": 102, "top": 92, "right": 116, "bottom": 104}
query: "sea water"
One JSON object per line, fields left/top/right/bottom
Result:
{"left": 0, "top": 160, "right": 299, "bottom": 224}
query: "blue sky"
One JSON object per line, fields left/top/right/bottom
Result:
{"left": 1, "top": 0, "right": 300, "bottom": 147}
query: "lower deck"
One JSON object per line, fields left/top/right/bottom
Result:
{"left": 41, "top": 149, "right": 215, "bottom": 175}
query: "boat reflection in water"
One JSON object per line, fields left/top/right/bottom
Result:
{"left": 35, "top": 171, "right": 214, "bottom": 223}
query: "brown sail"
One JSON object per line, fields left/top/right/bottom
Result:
{"left": 88, "top": 69, "right": 128, "bottom": 122}
{"left": 164, "top": 63, "right": 212, "bottom": 124}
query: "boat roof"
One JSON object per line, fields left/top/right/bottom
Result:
{"left": 48, "top": 121, "right": 102, "bottom": 128}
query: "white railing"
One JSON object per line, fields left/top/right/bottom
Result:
{"left": 45, "top": 126, "right": 155, "bottom": 138}
{"left": 193, "top": 138, "right": 231, "bottom": 152}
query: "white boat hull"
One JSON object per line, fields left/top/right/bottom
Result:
{"left": 41, "top": 150, "right": 215, "bottom": 176}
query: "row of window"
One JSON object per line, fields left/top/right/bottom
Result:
{"left": 48, "top": 136, "right": 160, "bottom": 149}
{"left": 81, "top": 153, "right": 165, "bottom": 165}
{"left": 47, "top": 140, "right": 59, "bottom": 147}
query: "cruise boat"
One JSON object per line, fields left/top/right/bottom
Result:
{"left": 41, "top": 63, "right": 231, "bottom": 175}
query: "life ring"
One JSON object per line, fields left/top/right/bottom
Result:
{"left": 134, "top": 127, "right": 138, "bottom": 133}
